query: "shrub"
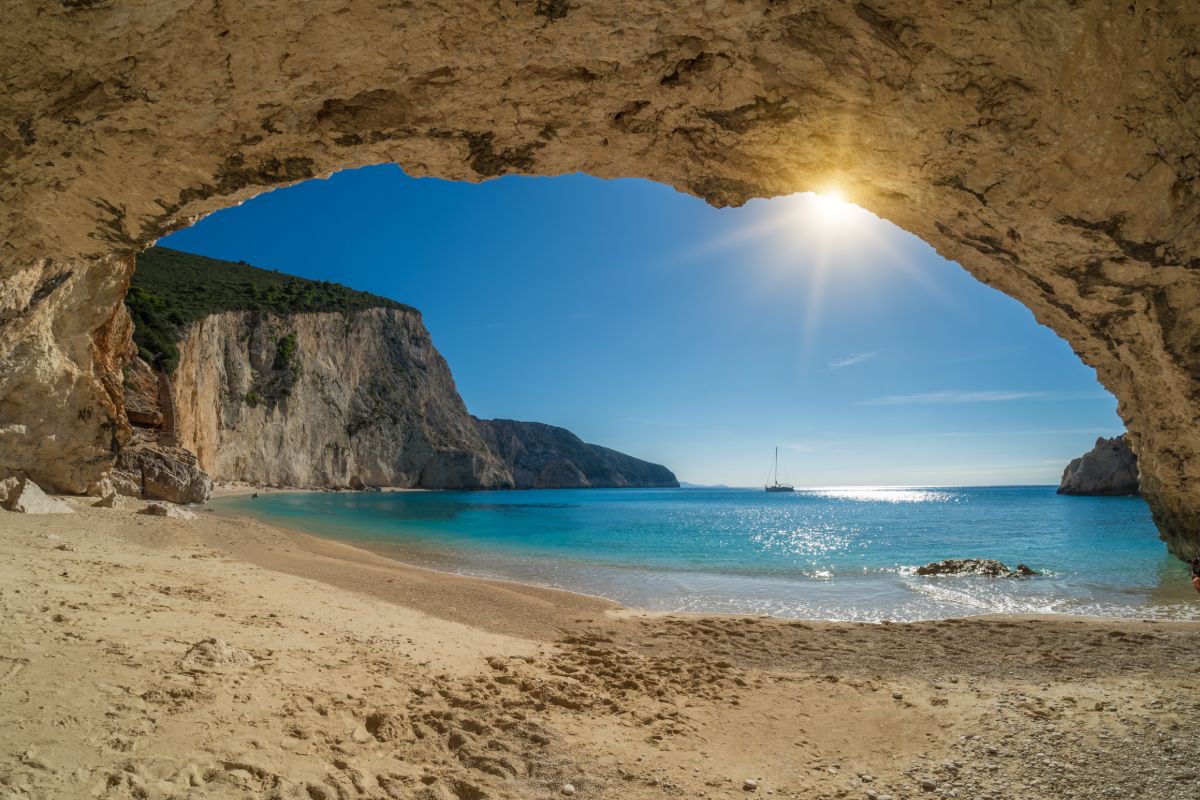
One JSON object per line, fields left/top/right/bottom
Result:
{"left": 125, "top": 246, "right": 410, "bottom": 373}
{"left": 273, "top": 332, "right": 298, "bottom": 370}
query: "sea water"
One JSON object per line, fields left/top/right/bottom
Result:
{"left": 211, "top": 486, "right": 1199, "bottom": 622}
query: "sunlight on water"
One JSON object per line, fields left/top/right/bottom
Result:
{"left": 809, "top": 487, "right": 959, "bottom": 503}
{"left": 213, "top": 486, "right": 1200, "bottom": 623}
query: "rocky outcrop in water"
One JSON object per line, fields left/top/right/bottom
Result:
{"left": 473, "top": 418, "right": 679, "bottom": 489}
{"left": 1058, "top": 435, "right": 1140, "bottom": 497}
{"left": 915, "top": 559, "right": 1039, "bottom": 578}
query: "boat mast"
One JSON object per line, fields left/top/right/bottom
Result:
{"left": 773, "top": 446, "right": 778, "bottom": 486}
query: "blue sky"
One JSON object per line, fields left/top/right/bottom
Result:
{"left": 161, "top": 165, "right": 1124, "bottom": 487}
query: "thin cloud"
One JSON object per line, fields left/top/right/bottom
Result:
{"left": 828, "top": 352, "right": 876, "bottom": 370}
{"left": 858, "top": 390, "right": 1046, "bottom": 406}
{"left": 933, "top": 427, "right": 1117, "bottom": 438}
{"left": 623, "top": 416, "right": 688, "bottom": 428}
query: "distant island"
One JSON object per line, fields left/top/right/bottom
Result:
{"left": 114, "top": 247, "right": 677, "bottom": 501}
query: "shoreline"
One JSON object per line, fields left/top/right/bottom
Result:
{"left": 208, "top": 491, "right": 1198, "bottom": 626}
{"left": 3, "top": 498, "right": 1200, "bottom": 799}
{"left": 210, "top": 481, "right": 431, "bottom": 498}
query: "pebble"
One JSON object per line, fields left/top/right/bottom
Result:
{"left": 743, "top": 778, "right": 758, "bottom": 791}
{"left": 892, "top": 692, "right": 904, "bottom": 700}
{"left": 561, "top": 784, "right": 576, "bottom": 796}
{"left": 920, "top": 778, "right": 938, "bottom": 791}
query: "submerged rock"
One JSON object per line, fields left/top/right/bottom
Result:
{"left": 915, "top": 559, "right": 1039, "bottom": 578}
{"left": 1058, "top": 435, "right": 1139, "bottom": 496}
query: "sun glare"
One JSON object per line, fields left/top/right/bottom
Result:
{"left": 806, "top": 190, "right": 859, "bottom": 227}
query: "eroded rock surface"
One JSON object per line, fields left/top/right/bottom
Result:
{"left": 171, "top": 307, "right": 513, "bottom": 489}
{"left": 0, "top": 476, "right": 74, "bottom": 515}
{"left": 115, "top": 446, "right": 213, "bottom": 505}
{"left": 1058, "top": 435, "right": 1140, "bottom": 497}
{"left": 138, "top": 502, "right": 197, "bottom": 520}
{"left": 2, "top": 2, "right": 1199, "bottom": 555}
{"left": 915, "top": 559, "right": 1039, "bottom": 578}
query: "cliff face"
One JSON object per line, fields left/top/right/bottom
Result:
{"left": 1058, "top": 435, "right": 1140, "bottom": 497}
{"left": 474, "top": 418, "right": 679, "bottom": 489}
{"left": 116, "top": 248, "right": 677, "bottom": 492}
{"left": 171, "top": 308, "right": 512, "bottom": 490}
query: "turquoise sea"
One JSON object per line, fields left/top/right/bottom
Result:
{"left": 212, "top": 486, "right": 1198, "bottom": 622}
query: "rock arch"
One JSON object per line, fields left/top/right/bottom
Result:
{"left": 2, "top": 2, "right": 1198, "bottom": 556}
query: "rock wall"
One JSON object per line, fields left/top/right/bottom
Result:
{"left": 2, "top": 2, "right": 1200, "bottom": 556}
{"left": 1058, "top": 435, "right": 1140, "bottom": 497}
{"left": 171, "top": 308, "right": 512, "bottom": 489}
{"left": 474, "top": 418, "right": 679, "bottom": 489}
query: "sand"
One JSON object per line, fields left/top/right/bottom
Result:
{"left": 2, "top": 500, "right": 1199, "bottom": 800}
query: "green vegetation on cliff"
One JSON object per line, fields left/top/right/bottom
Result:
{"left": 126, "top": 246, "right": 411, "bottom": 372}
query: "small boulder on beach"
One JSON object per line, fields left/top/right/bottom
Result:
{"left": 92, "top": 491, "right": 128, "bottom": 509}
{"left": 0, "top": 476, "right": 74, "bottom": 514}
{"left": 138, "top": 502, "right": 196, "bottom": 520}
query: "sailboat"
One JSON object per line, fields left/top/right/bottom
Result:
{"left": 764, "top": 446, "right": 795, "bottom": 492}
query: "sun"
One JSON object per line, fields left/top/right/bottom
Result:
{"left": 806, "top": 189, "right": 858, "bottom": 226}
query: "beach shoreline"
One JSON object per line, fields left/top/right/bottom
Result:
{"left": 209, "top": 487, "right": 1198, "bottom": 625}
{"left": 210, "top": 482, "right": 431, "bottom": 498}
{"left": 2, "top": 498, "right": 1199, "bottom": 799}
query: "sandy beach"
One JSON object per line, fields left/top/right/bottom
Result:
{"left": 2, "top": 500, "right": 1199, "bottom": 800}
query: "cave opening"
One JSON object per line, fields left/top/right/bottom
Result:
{"left": 133, "top": 164, "right": 1126, "bottom": 492}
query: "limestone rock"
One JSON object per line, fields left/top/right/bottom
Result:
{"left": 169, "top": 300, "right": 511, "bottom": 490}
{"left": 91, "top": 492, "right": 128, "bottom": 509}
{"left": 915, "top": 559, "right": 1039, "bottom": 578}
{"left": 533, "top": 457, "right": 591, "bottom": 489}
{"left": 1058, "top": 435, "right": 1140, "bottom": 497}
{"left": 123, "top": 356, "right": 163, "bottom": 428}
{"left": 474, "top": 419, "right": 679, "bottom": 489}
{"left": 0, "top": 477, "right": 19, "bottom": 507}
{"left": 109, "top": 471, "right": 144, "bottom": 498}
{"left": 0, "top": 477, "right": 74, "bottom": 515}
{"left": 1, "top": 2, "right": 1200, "bottom": 557}
{"left": 138, "top": 502, "right": 196, "bottom": 520}
{"left": 121, "top": 254, "right": 676, "bottom": 492}
{"left": 115, "top": 446, "right": 213, "bottom": 504}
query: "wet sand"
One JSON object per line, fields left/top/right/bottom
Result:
{"left": 2, "top": 498, "right": 1199, "bottom": 799}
